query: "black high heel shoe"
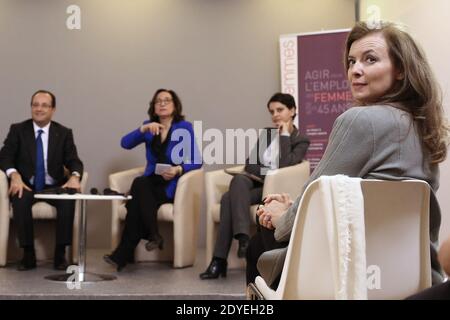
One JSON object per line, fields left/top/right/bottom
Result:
{"left": 17, "top": 250, "right": 37, "bottom": 271}
{"left": 199, "top": 257, "right": 227, "bottom": 280}
{"left": 103, "top": 254, "right": 127, "bottom": 272}
{"left": 145, "top": 235, "right": 164, "bottom": 252}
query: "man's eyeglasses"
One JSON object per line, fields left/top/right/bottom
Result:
{"left": 31, "top": 103, "right": 52, "bottom": 109}
{"left": 154, "top": 98, "right": 173, "bottom": 106}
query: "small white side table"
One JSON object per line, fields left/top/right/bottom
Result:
{"left": 35, "top": 193, "right": 131, "bottom": 282}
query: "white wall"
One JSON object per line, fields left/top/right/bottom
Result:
{"left": 360, "top": 0, "right": 450, "bottom": 242}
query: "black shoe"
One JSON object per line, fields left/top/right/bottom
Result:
{"left": 17, "top": 251, "right": 37, "bottom": 271}
{"left": 53, "top": 251, "right": 69, "bottom": 271}
{"left": 145, "top": 235, "right": 164, "bottom": 252}
{"left": 103, "top": 254, "right": 126, "bottom": 272}
{"left": 53, "top": 256, "right": 69, "bottom": 271}
{"left": 237, "top": 237, "right": 250, "bottom": 258}
{"left": 199, "top": 258, "right": 227, "bottom": 280}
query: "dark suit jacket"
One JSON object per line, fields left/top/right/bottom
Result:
{"left": 244, "top": 127, "right": 310, "bottom": 181}
{"left": 0, "top": 119, "right": 83, "bottom": 187}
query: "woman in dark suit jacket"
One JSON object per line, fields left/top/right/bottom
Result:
{"left": 200, "top": 92, "right": 310, "bottom": 279}
{"left": 104, "top": 88, "right": 202, "bottom": 271}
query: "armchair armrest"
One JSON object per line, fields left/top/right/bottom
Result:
{"left": 109, "top": 167, "right": 145, "bottom": 193}
{"left": 109, "top": 167, "right": 145, "bottom": 250}
{"left": 262, "top": 161, "right": 310, "bottom": 199}
{"left": 172, "top": 168, "right": 204, "bottom": 267}
{"left": 0, "top": 170, "right": 10, "bottom": 266}
{"left": 0, "top": 170, "right": 9, "bottom": 215}
{"left": 204, "top": 165, "right": 244, "bottom": 211}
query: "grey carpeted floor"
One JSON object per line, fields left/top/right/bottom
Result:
{"left": 0, "top": 249, "right": 247, "bottom": 300}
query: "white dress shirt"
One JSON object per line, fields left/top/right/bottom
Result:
{"left": 262, "top": 131, "right": 290, "bottom": 170}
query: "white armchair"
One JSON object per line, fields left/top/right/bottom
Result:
{"left": 204, "top": 161, "right": 310, "bottom": 268}
{"left": 109, "top": 167, "right": 204, "bottom": 268}
{"left": 0, "top": 170, "right": 88, "bottom": 266}
{"left": 250, "top": 179, "right": 432, "bottom": 300}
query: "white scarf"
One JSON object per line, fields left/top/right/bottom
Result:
{"left": 319, "top": 175, "right": 367, "bottom": 300}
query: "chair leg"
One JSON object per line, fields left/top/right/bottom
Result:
{"left": 246, "top": 283, "right": 264, "bottom": 300}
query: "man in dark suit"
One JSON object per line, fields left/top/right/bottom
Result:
{"left": 0, "top": 90, "right": 83, "bottom": 271}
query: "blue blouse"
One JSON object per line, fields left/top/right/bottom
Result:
{"left": 121, "top": 120, "right": 202, "bottom": 199}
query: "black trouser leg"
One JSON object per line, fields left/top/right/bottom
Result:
{"left": 118, "top": 176, "right": 171, "bottom": 254}
{"left": 213, "top": 192, "right": 233, "bottom": 259}
{"left": 136, "top": 176, "right": 168, "bottom": 239}
{"left": 246, "top": 226, "right": 288, "bottom": 285}
{"left": 11, "top": 187, "right": 75, "bottom": 252}
{"left": 228, "top": 175, "right": 262, "bottom": 237}
{"left": 121, "top": 177, "right": 148, "bottom": 249}
{"left": 11, "top": 189, "right": 35, "bottom": 248}
{"left": 46, "top": 198, "right": 75, "bottom": 246}
{"left": 213, "top": 175, "right": 262, "bottom": 260}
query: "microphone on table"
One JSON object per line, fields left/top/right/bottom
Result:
{"left": 65, "top": 187, "right": 77, "bottom": 195}
{"left": 103, "top": 188, "right": 126, "bottom": 196}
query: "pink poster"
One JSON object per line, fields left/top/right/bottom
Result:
{"left": 280, "top": 30, "right": 353, "bottom": 171}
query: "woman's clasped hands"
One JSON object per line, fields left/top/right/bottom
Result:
{"left": 256, "top": 193, "right": 293, "bottom": 230}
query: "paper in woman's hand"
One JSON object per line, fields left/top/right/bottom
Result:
{"left": 155, "top": 163, "right": 172, "bottom": 175}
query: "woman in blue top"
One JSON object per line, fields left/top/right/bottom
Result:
{"left": 104, "top": 89, "right": 202, "bottom": 271}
